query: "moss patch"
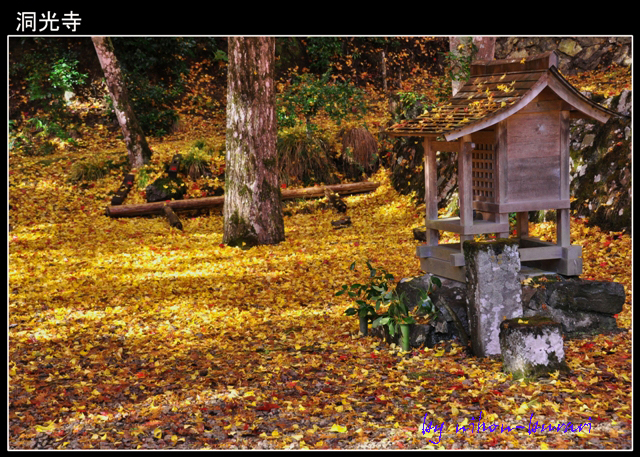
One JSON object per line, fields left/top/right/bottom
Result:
{"left": 507, "top": 351, "right": 570, "bottom": 381}
{"left": 501, "top": 316, "right": 561, "bottom": 331}
{"left": 462, "top": 238, "right": 519, "bottom": 262}
{"left": 225, "top": 209, "right": 259, "bottom": 248}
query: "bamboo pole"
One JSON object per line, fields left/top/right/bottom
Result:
{"left": 105, "top": 181, "right": 380, "bottom": 218}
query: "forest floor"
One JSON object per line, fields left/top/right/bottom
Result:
{"left": 8, "top": 63, "right": 632, "bottom": 450}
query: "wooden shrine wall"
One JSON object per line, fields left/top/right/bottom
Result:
{"left": 505, "top": 109, "right": 561, "bottom": 204}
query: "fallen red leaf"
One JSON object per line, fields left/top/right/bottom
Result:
{"left": 256, "top": 402, "right": 280, "bottom": 411}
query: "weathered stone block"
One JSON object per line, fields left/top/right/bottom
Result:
{"left": 464, "top": 240, "right": 523, "bottom": 357}
{"left": 396, "top": 275, "right": 469, "bottom": 333}
{"left": 499, "top": 316, "right": 569, "bottom": 380}
{"left": 379, "top": 261, "right": 625, "bottom": 352}
{"left": 522, "top": 275, "right": 624, "bottom": 335}
{"left": 386, "top": 274, "right": 469, "bottom": 348}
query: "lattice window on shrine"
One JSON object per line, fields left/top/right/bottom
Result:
{"left": 471, "top": 144, "right": 495, "bottom": 202}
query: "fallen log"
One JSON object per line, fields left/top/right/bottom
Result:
{"left": 105, "top": 181, "right": 380, "bottom": 218}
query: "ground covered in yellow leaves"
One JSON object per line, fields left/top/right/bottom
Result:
{"left": 9, "top": 60, "right": 632, "bottom": 449}
{"left": 9, "top": 157, "right": 632, "bottom": 449}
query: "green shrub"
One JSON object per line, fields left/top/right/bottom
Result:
{"left": 12, "top": 53, "right": 86, "bottom": 156}
{"left": 136, "top": 166, "right": 154, "bottom": 189}
{"left": 305, "top": 37, "right": 343, "bottom": 73}
{"left": 392, "top": 91, "right": 431, "bottom": 122}
{"left": 26, "top": 54, "right": 87, "bottom": 120}
{"left": 10, "top": 117, "right": 79, "bottom": 156}
{"left": 181, "top": 142, "right": 213, "bottom": 179}
{"left": 105, "top": 75, "right": 179, "bottom": 137}
{"left": 277, "top": 70, "right": 367, "bottom": 134}
{"left": 337, "top": 261, "right": 441, "bottom": 338}
{"left": 109, "top": 37, "right": 194, "bottom": 137}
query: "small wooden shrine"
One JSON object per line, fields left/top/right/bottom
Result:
{"left": 386, "top": 51, "right": 621, "bottom": 282}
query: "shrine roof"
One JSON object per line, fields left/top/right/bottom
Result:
{"left": 386, "top": 51, "right": 621, "bottom": 141}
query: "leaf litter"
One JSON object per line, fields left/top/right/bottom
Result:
{"left": 8, "top": 65, "right": 632, "bottom": 449}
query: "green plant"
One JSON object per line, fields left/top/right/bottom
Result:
{"left": 337, "top": 260, "right": 392, "bottom": 323}
{"left": 191, "top": 139, "right": 209, "bottom": 150}
{"left": 277, "top": 70, "right": 367, "bottom": 134}
{"left": 393, "top": 91, "right": 430, "bottom": 122}
{"left": 49, "top": 57, "right": 88, "bottom": 97}
{"left": 106, "top": 37, "right": 194, "bottom": 137}
{"left": 182, "top": 142, "right": 213, "bottom": 179}
{"left": 373, "top": 276, "right": 441, "bottom": 344}
{"left": 26, "top": 55, "right": 87, "bottom": 120}
{"left": 11, "top": 116, "right": 78, "bottom": 156}
{"left": 438, "top": 39, "right": 478, "bottom": 101}
{"left": 113, "top": 76, "right": 179, "bottom": 137}
{"left": 150, "top": 176, "right": 186, "bottom": 194}
{"left": 136, "top": 166, "right": 153, "bottom": 189}
{"left": 305, "top": 37, "right": 343, "bottom": 73}
{"left": 337, "top": 261, "right": 441, "bottom": 341}
{"left": 372, "top": 291, "right": 414, "bottom": 336}
{"left": 27, "top": 117, "right": 75, "bottom": 142}
{"left": 414, "top": 276, "right": 442, "bottom": 317}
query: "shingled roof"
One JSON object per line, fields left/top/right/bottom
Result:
{"left": 386, "top": 51, "right": 620, "bottom": 141}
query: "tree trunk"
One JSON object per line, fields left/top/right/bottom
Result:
{"left": 448, "top": 37, "right": 473, "bottom": 96}
{"left": 472, "top": 36, "right": 496, "bottom": 61}
{"left": 223, "top": 37, "right": 285, "bottom": 247}
{"left": 448, "top": 36, "right": 495, "bottom": 96}
{"left": 91, "top": 36, "right": 152, "bottom": 168}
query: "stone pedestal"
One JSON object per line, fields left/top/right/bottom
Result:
{"left": 463, "top": 240, "right": 523, "bottom": 357}
{"left": 499, "top": 316, "right": 569, "bottom": 379}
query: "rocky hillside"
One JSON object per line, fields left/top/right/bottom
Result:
{"left": 570, "top": 90, "right": 632, "bottom": 233}
{"left": 495, "top": 36, "right": 632, "bottom": 74}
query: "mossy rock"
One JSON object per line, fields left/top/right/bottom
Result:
{"left": 145, "top": 176, "right": 187, "bottom": 203}
{"left": 499, "top": 316, "right": 569, "bottom": 380}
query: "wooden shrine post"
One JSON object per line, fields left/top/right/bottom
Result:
{"left": 458, "top": 136, "right": 474, "bottom": 249}
{"left": 423, "top": 137, "right": 439, "bottom": 247}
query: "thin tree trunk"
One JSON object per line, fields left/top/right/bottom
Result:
{"left": 91, "top": 36, "right": 152, "bottom": 168}
{"left": 223, "top": 37, "right": 285, "bottom": 247}
{"left": 448, "top": 36, "right": 495, "bottom": 96}
{"left": 381, "top": 48, "right": 388, "bottom": 93}
{"left": 448, "top": 37, "right": 473, "bottom": 96}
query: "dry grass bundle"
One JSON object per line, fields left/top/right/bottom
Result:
{"left": 69, "top": 157, "right": 112, "bottom": 182}
{"left": 339, "top": 126, "right": 378, "bottom": 178}
{"left": 277, "top": 126, "right": 339, "bottom": 186}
